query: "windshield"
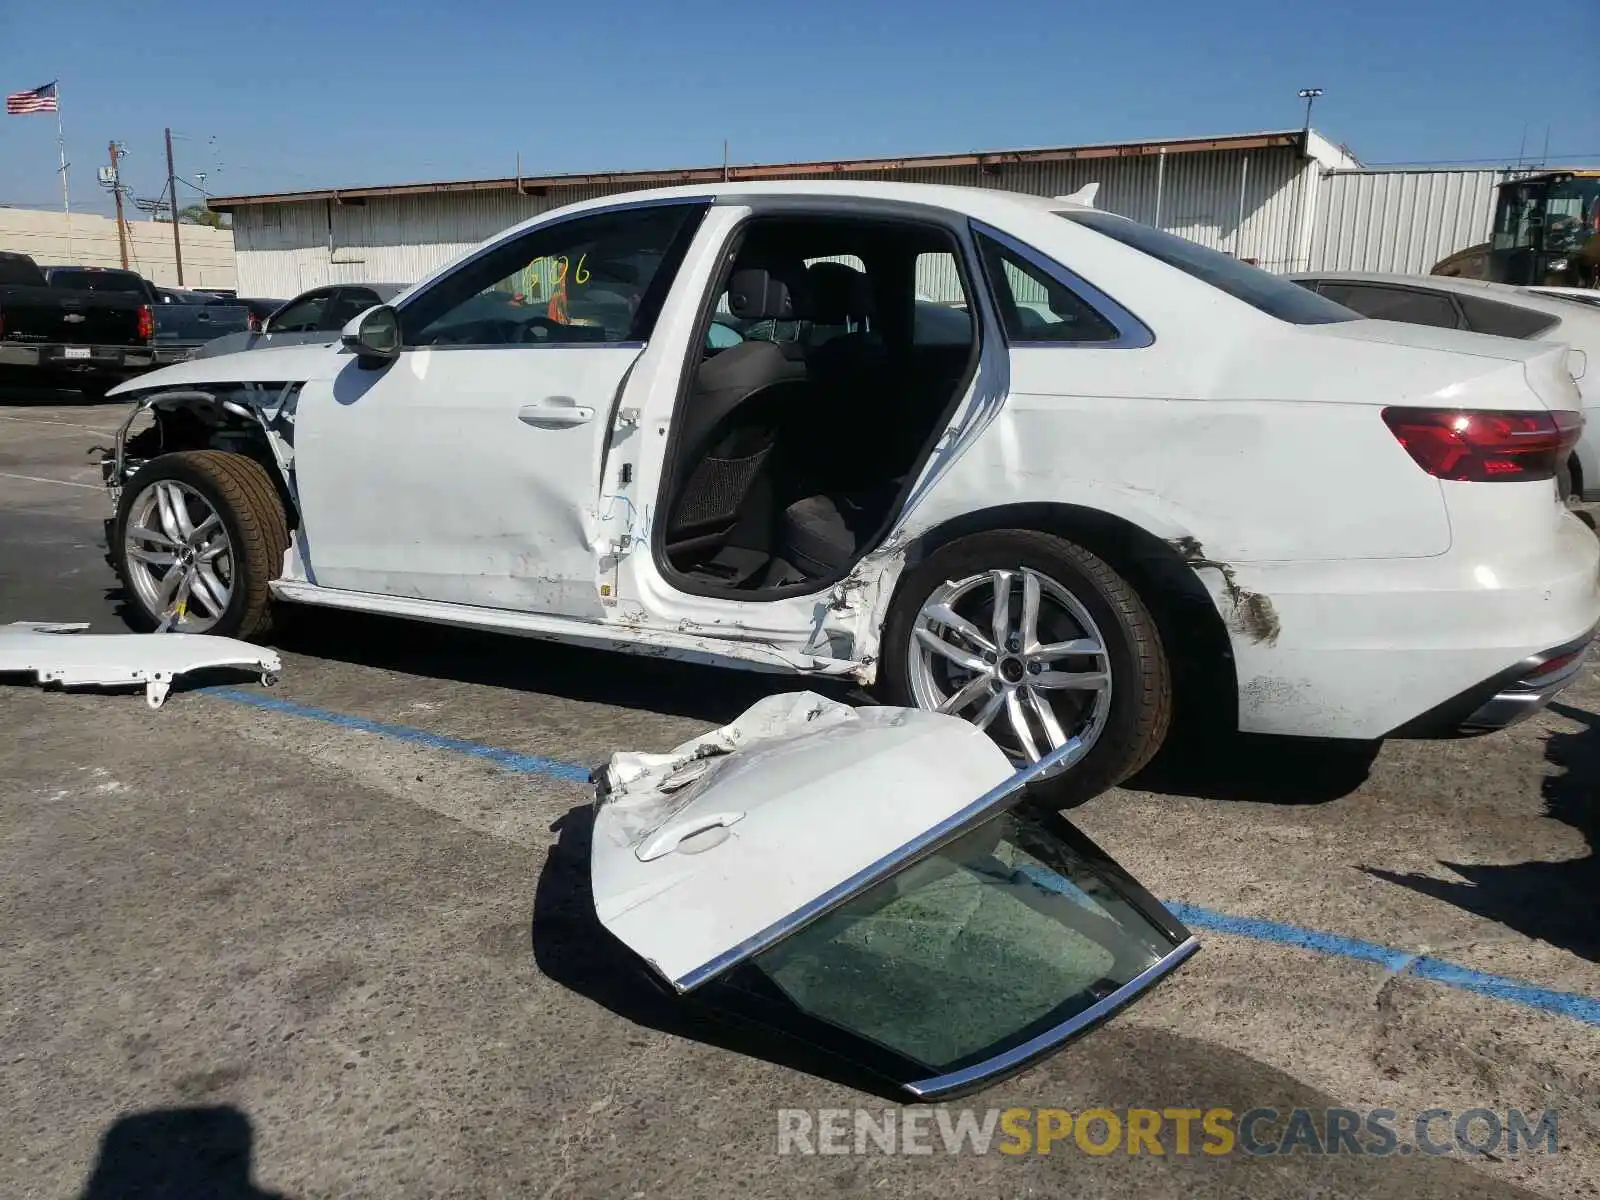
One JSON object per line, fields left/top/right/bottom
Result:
{"left": 1495, "top": 177, "right": 1600, "bottom": 253}
{"left": 1059, "top": 211, "right": 1356, "bottom": 324}
{"left": 48, "top": 269, "right": 145, "bottom": 295}
{"left": 735, "top": 804, "right": 1185, "bottom": 1086}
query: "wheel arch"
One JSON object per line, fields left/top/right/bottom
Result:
{"left": 891, "top": 502, "right": 1240, "bottom": 739}
{"left": 112, "top": 386, "right": 300, "bottom": 529}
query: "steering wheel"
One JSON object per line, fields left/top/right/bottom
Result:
{"left": 515, "top": 316, "right": 567, "bottom": 343}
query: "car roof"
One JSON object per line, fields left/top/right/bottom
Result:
{"left": 498, "top": 179, "right": 1085, "bottom": 238}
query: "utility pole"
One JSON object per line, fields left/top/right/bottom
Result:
{"left": 107, "top": 141, "right": 130, "bottom": 268}
{"left": 165, "top": 126, "right": 185, "bottom": 285}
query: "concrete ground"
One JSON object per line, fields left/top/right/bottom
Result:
{"left": 1, "top": 396, "right": 1596, "bottom": 1200}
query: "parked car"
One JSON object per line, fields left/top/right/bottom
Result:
{"left": 42, "top": 266, "right": 250, "bottom": 365}
{"left": 1526, "top": 285, "right": 1600, "bottom": 309}
{"left": 0, "top": 251, "right": 155, "bottom": 393}
{"left": 99, "top": 182, "right": 1599, "bottom": 802}
{"left": 192, "top": 283, "right": 405, "bottom": 359}
{"left": 1288, "top": 271, "right": 1600, "bottom": 517}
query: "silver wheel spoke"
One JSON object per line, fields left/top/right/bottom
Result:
{"left": 989, "top": 570, "right": 1013, "bottom": 651}
{"left": 197, "top": 540, "right": 228, "bottom": 564}
{"left": 1033, "top": 669, "right": 1111, "bottom": 691}
{"left": 1019, "top": 569, "right": 1042, "bottom": 653}
{"left": 1004, "top": 689, "right": 1040, "bottom": 762}
{"left": 922, "top": 602, "right": 996, "bottom": 655}
{"left": 156, "top": 483, "right": 193, "bottom": 540}
{"left": 937, "top": 672, "right": 994, "bottom": 716}
{"left": 129, "top": 525, "right": 179, "bottom": 550}
{"left": 970, "top": 688, "right": 1006, "bottom": 732}
{"left": 1025, "top": 686, "right": 1070, "bottom": 751}
{"left": 913, "top": 626, "right": 990, "bottom": 674}
{"left": 187, "top": 512, "right": 221, "bottom": 546}
{"left": 126, "top": 547, "right": 176, "bottom": 566}
{"left": 189, "top": 565, "right": 229, "bottom": 616}
{"left": 156, "top": 564, "right": 186, "bottom": 608}
{"left": 1033, "top": 637, "right": 1103, "bottom": 661}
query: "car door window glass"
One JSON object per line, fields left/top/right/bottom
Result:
{"left": 913, "top": 251, "right": 974, "bottom": 346}
{"left": 1314, "top": 283, "right": 1459, "bottom": 328}
{"left": 270, "top": 292, "right": 330, "bottom": 333}
{"left": 321, "top": 289, "right": 380, "bottom": 331}
{"left": 739, "top": 805, "right": 1177, "bottom": 1078}
{"left": 976, "top": 234, "right": 1120, "bottom": 343}
{"left": 402, "top": 203, "right": 705, "bottom": 348}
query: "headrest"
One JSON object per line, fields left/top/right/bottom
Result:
{"left": 807, "top": 261, "right": 874, "bottom": 323}
{"left": 727, "top": 265, "right": 806, "bottom": 321}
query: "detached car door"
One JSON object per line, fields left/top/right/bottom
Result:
{"left": 590, "top": 702, "right": 1196, "bottom": 1098}
{"left": 294, "top": 201, "right": 708, "bottom": 615}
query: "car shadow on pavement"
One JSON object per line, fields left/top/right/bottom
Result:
{"left": 271, "top": 608, "right": 859, "bottom": 728}
{"left": 78, "top": 1105, "right": 290, "bottom": 1199}
{"left": 530, "top": 804, "right": 906, "bottom": 1101}
{"left": 1362, "top": 701, "right": 1599, "bottom": 963}
{"left": 1124, "top": 732, "right": 1381, "bottom": 806}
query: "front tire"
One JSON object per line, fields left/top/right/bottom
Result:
{"left": 113, "top": 450, "right": 289, "bottom": 639}
{"left": 878, "top": 529, "right": 1172, "bottom": 805}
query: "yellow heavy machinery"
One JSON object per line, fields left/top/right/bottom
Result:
{"left": 1432, "top": 170, "right": 1600, "bottom": 286}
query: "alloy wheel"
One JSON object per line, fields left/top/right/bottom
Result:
{"left": 907, "top": 567, "right": 1112, "bottom": 769}
{"left": 123, "top": 480, "right": 235, "bottom": 633}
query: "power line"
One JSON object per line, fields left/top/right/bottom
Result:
{"left": 1360, "top": 151, "right": 1600, "bottom": 167}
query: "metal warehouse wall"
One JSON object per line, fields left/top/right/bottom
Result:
{"left": 231, "top": 146, "right": 1317, "bottom": 296}
{"left": 1308, "top": 168, "right": 1504, "bottom": 274}
{"left": 1, "top": 207, "right": 237, "bottom": 287}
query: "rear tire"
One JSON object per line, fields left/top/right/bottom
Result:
{"left": 113, "top": 450, "right": 289, "bottom": 640}
{"left": 878, "top": 529, "right": 1172, "bottom": 807}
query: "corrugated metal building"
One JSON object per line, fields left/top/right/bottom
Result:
{"left": 210, "top": 130, "right": 1360, "bottom": 297}
{"left": 1306, "top": 168, "right": 1508, "bottom": 274}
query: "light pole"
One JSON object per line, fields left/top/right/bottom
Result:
{"left": 1298, "top": 88, "right": 1324, "bottom": 131}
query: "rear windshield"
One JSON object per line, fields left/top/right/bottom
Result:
{"left": 48, "top": 269, "right": 144, "bottom": 294}
{"left": 1059, "top": 211, "right": 1357, "bottom": 325}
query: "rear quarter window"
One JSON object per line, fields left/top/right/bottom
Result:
{"left": 1313, "top": 283, "right": 1460, "bottom": 329}
{"left": 1060, "top": 211, "right": 1356, "bottom": 325}
{"left": 1457, "top": 295, "right": 1561, "bottom": 339}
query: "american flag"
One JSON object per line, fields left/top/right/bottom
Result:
{"left": 6, "top": 81, "right": 59, "bottom": 115}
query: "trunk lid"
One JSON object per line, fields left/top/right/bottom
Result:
{"left": 1302, "top": 320, "right": 1582, "bottom": 413}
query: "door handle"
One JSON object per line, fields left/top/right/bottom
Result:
{"left": 518, "top": 401, "right": 595, "bottom": 428}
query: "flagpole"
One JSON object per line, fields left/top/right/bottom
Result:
{"left": 55, "top": 83, "right": 69, "bottom": 219}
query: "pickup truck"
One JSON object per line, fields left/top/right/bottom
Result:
{"left": 0, "top": 251, "right": 155, "bottom": 392}
{"left": 42, "top": 266, "right": 250, "bottom": 365}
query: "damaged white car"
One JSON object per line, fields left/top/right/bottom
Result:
{"left": 101, "top": 181, "right": 1600, "bottom": 799}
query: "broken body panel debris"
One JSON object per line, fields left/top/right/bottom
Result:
{"left": 0, "top": 622, "right": 281, "bottom": 708}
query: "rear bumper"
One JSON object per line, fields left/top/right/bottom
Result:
{"left": 1225, "top": 513, "right": 1600, "bottom": 740}
{"left": 0, "top": 343, "right": 154, "bottom": 372}
{"left": 1389, "top": 629, "right": 1595, "bottom": 737}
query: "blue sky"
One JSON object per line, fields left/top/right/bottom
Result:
{"left": 2, "top": 0, "right": 1596, "bottom": 218}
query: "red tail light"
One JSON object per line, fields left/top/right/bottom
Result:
{"left": 1381, "top": 407, "right": 1583, "bottom": 482}
{"left": 136, "top": 303, "right": 155, "bottom": 343}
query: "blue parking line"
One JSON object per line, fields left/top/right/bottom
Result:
{"left": 200, "top": 687, "right": 592, "bottom": 783}
{"left": 200, "top": 685, "right": 1600, "bottom": 1027}
{"left": 1167, "top": 902, "right": 1600, "bottom": 1027}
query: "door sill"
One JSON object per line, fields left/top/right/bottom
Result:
{"left": 269, "top": 579, "right": 862, "bottom": 676}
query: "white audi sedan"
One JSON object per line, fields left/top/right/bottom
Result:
{"left": 102, "top": 181, "right": 1599, "bottom": 801}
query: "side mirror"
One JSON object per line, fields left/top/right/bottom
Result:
{"left": 342, "top": 304, "right": 401, "bottom": 364}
